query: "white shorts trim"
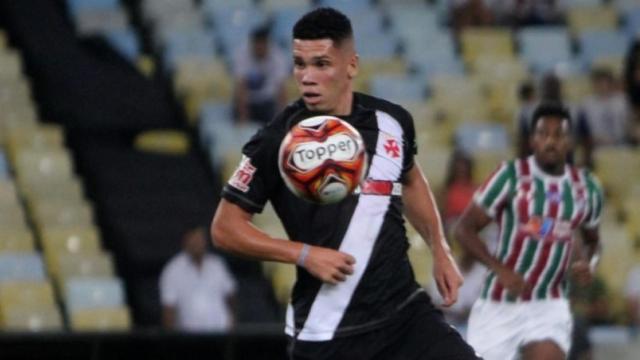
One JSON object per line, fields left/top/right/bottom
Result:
{"left": 467, "top": 299, "right": 573, "bottom": 360}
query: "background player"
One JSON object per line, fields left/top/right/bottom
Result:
{"left": 455, "top": 102, "right": 603, "bottom": 360}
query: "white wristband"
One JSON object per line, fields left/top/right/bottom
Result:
{"left": 297, "top": 244, "right": 310, "bottom": 267}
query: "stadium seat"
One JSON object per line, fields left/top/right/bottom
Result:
{"left": 354, "top": 58, "right": 407, "bottom": 93}
{"left": 134, "top": 130, "right": 191, "bottom": 155}
{"left": 271, "top": 6, "right": 311, "bottom": 46}
{"left": 407, "top": 236, "right": 433, "bottom": 288}
{"left": 429, "top": 75, "right": 490, "bottom": 123}
{"left": 66, "top": 0, "right": 119, "bottom": 16}
{"left": 594, "top": 147, "right": 640, "bottom": 208}
{"left": 473, "top": 150, "right": 511, "bottom": 183}
{"left": 455, "top": 123, "right": 510, "bottom": 153}
{"left": 262, "top": 0, "right": 311, "bottom": 11}
{"left": 625, "top": 7, "right": 640, "bottom": 37}
{"left": 0, "top": 179, "right": 19, "bottom": 205}
{"left": 356, "top": 32, "right": 399, "bottom": 62}
{"left": 210, "top": 6, "right": 268, "bottom": 55}
{"left": 460, "top": 28, "right": 514, "bottom": 65}
{"left": 387, "top": 3, "right": 439, "bottom": 41}
{"left": 369, "top": 74, "right": 426, "bottom": 105}
{"left": 104, "top": 28, "right": 141, "bottom": 62}
{"left": 31, "top": 200, "right": 94, "bottom": 230}
{"left": 14, "top": 149, "right": 74, "bottom": 187}
{"left": 269, "top": 263, "right": 296, "bottom": 305}
{"left": 562, "top": 75, "right": 592, "bottom": 103}
{"left": 0, "top": 280, "right": 56, "bottom": 310}
{"left": 518, "top": 27, "right": 572, "bottom": 74}
{"left": 567, "top": 6, "right": 619, "bottom": 35}
{"left": 579, "top": 30, "right": 629, "bottom": 68}
{"left": 0, "top": 150, "right": 8, "bottom": 179}
{"left": 0, "top": 304, "right": 63, "bottom": 331}
{"left": 414, "top": 145, "right": 450, "bottom": 192}
{"left": 65, "top": 277, "right": 126, "bottom": 312}
{"left": 0, "top": 252, "right": 46, "bottom": 282}
{"left": 74, "top": 7, "right": 129, "bottom": 35}
{"left": 5, "top": 124, "right": 65, "bottom": 157}
{"left": 0, "top": 50, "right": 23, "bottom": 80}
{"left": 41, "top": 226, "right": 101, "bottom": 260}
{"left": 70, "top": 306, "right": 131, "bottom": 331}
{"left": 0, "top": 230, "right": 35, "bottom": 252}
{"left": 161, "top": 29, "right": 216, "bottom": 72}
{"left": 54, "top": 252, "right": 115, "bottom": 289}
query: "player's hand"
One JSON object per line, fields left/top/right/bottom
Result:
{"left": 571, "top": 260, "right": 592, "bottom": 285}
{"left": 432, "top": 250, "right": 464, "bottom": 307}
{"left": 496, "top": 266, "right": 529, "bottom": 297}
{"left": 303, "top": 246, "right": 356, "bottom": 285}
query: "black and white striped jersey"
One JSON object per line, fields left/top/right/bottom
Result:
{"left": 222, "top": 92, "right": 423, "bottom": 341}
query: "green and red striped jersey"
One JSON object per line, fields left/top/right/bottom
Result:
{"left": 474, "top": 156, "right": 603, "bottom": 302}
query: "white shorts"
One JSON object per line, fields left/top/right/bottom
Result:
{"left": 467, "top": 299, "right": 573, "bottom": 360}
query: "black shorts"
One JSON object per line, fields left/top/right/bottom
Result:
{"left": 287, "top": 293, "right": 481, "bottom": 360}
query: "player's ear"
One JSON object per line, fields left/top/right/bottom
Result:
{"left": 347, "top": 53, "right": 359, "bottom": 80}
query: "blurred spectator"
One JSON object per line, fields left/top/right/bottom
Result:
{"left": 625, "top": 265, "right": 640, "bottom": 333}
{"left": 232, "top": 25, "right": 288, "bottom": 125}
{"left": 451, "top": 0, "right": 494, "bottom": 33}
{"left": 518, "top": 73, "right": 594, "bottom": 167}
{"left": 160, "top": 227, "right": 236, "bottom": 332}
{"left": 501, "top": 0, "right": 565, "bottom": 26}
{"left": 579, "top": 68, "right": 632, "bottom": 147}
{"left": 515, "top": 80, "right": 537, "bottom": 157}
{"left": 442, "top": 150, "right": 476, "bottom": 233}
{"left": 623, "top": 38, "right": 640, "bottom": 144}
{"left": 428, "top": 249, "right": 486, "bottom": 326}
{"left": 569, "top": 273, "right": 612, "bottom": 360}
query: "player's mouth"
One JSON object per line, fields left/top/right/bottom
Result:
{"left": 303, "top": 92, "right": 321, "bottom": 104}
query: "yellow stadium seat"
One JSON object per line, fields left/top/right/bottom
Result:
{"left": 414, "top": 145, "right": 451, "bottom": 193}
{"left": 0, "top": 280, "right": 56, "bottom": 310}
{"left": 70, "top": 306, "right": 131, "bottom": 331}
{"left": 54, "top": 252, "right": 115, "bottom": 290}
{"left": 0, "top": 230, "right": 35, "bottom": 252}
{"left": 134, "top": 130, "right": 191, "bottom": 155}
{"left": 0, "top": 179, "right": 19, "bottom": 204}
{"left": 567, "top": 6, "right": 618, "bottom": 35}
{"left": 0, "top": 50, "right": 23, "bottom": 80}
{"left": 41, "top": 226, "right": 102, "bottom": 272}
{"left": 15, "top": 149, "right": 74, "bottom": 187}
{"left": 173, "top": 58, "right": 233, "bottom": 122}
{"left": 355, "top": 58, "right": 407, "bottom": 93}
{"left": 473, "top": 149, "right": 511, "bottom": 183}
{"left": 0, "top": 304, "right": 63, "bottom": 331}
{"left": 21, "top": 177, "right": 85, "bottom": 210}
{"left": 592, "top": 56, "right": 625, "bottom": 78}
{"left": 430, "top": 75, "right": 490, "bottom": 123}
{"left": 460, "top": 28, "right": 514, "bottom": 65}
{"left": 407, "top": 236, "right": 433, "bottom": 288}
{"left": 5, "top": 124, "right": 65, "bottom": 157}
{"left": 31, "top": 200, "right": 94, "bottom": 231}
{"left": 0, "top": 30, "right": 6, "bottom": 49}
{"left": 562, "top": 75, "right": 591, "bottom": 103}
{"left": 284, "top": 76, "right": 299, "bottom": 103}
{"left": 0, "top": 206, "right": 29, "bottom": 231}
{"left": 594, "top": 147, "right": 640, "bottom": 208}
{"left": 598, "top": 223, "right": 634, "bottom": 294}
{"left": 270, "top": 263, "right": 296, "bottom": 305}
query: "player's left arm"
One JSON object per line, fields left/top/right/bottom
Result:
{"left": 572, "top": 226, "right": 601, "bottom": 284}
{"left": 402, "top": 163, "right": 463, "bottom": 307}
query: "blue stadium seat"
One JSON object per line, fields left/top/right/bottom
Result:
{"left": 163, "top": 29, "right": 217, "bottom": 71}
{"left": 369, "top": 74, "right": 426, "bottom": 104}
{"left": 565, "top": 0, "right": 603, "bottom": 7}
{"left": 67, "top": 0, "right": 119, "bottom": 16}
{"left": 388, "top": 4, "right": 440, "bottom": 41}
{"left": 455, "top": 123, "right": 510, "bottom": 153}
{"left": 405, "top": 32, "right": 464, "bottom": 80}
{"left": 356, "top": 32, "right": 399, "bottom": 61}
{"left": 579, "top": 30, "right": 630, "bottom": 67}
{"left": 0, "top": 151, "right": 8, "bottom": 179}
{"left": 104, "top": 28, "right": 140, "bottom": 62}
{"left": 198, "top": 101, "right": 234, "bottom": 147}
{"left": 211, "top": 6, "right": 268, "bottom": 55}
{"left": 625, "top": 7, "right": 640, "bottom": 37}
{"left": 272, "top": 7, "right": 311, "bottom": 46}
{"left": 518, "top": 27, "right": 572, "bottom": 73}
{"left": 318, "top": 0, "right": 372, "bottom": 17}
{"left": 0, "top": 253, "right": 46, "bottom": 282}
{"left": 65, "top": 277, "right": 125, "bottom": 312}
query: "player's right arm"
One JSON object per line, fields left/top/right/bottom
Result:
{"left": 454, "top": 162, "right": 529, "bottom": 297}
{"left": 212, "top": 199, "right": 355, "bottom": 285}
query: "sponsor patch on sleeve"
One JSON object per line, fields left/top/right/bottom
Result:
{"left": 228, "top": 156, "right": 256, "bottom": 193}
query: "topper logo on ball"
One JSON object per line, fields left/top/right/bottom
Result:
{"left": 289, "top": 133, "right": 359, "bottom": 172}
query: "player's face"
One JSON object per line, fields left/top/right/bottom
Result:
{"left": 292, "top": 38, "right": 358, "bottom": 115}
{"left": 531, "top": 116, "right": 572, "bottom": 170}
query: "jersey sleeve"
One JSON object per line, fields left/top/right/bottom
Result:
{"left": 221, "top": 126, "right": 282, "bottom": 214}
{"left": 396, "top": 107, "right": 417, "bottom": 179}
{"left": 472, "top": 161, "right": 513, "bottom": 218}
{"left": 582, "top": 171, "right": 604, "bottom": 229}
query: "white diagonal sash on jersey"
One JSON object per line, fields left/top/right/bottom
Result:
{"left": 295, "top": 111, "right": 404, "bottom": 341}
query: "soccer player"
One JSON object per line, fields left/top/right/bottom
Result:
{"left": 211, "top": 7, "right": 479, "bottom": 360}
{"left": 455, "top": 102, "right": 603, "bottom": 360}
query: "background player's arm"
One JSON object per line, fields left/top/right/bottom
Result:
{"left": 455, "top": 204, "right": 528, "bottom": 296}
{"left": 571, "top": 227, "right": 601, "bottom": 284}
{"left": 211, "top": 199, "right": 355, "bottom": 284}
{"left": 402, "top": 164, "right": 463, "bottom": 307}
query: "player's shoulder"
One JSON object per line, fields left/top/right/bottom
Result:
{"left": 575, "top": 165, "right": 602, "bottom": 191}
{"left": 355, "top": 92, "right": 413, "bottom": 123}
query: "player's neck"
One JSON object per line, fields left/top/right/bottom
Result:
{"left": 533, "top": 156, "right": 565, "bottom": 176}
{"left": 330, "top": 90, "right": 354, "bottom": 116}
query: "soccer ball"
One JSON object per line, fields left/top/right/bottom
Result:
{"left": 278, "top": 116, "right": 368, "bottom": 204}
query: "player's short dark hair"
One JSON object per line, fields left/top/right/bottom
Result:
{"left": 531, "top": 101, "right": 572, "bottom": 131}
{"left": 292, "top": 7, "right": 353, "bottom": 46}
{"left": 251, "top": 24, "right": 270, "bottom": 41}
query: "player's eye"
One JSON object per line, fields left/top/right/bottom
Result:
{"left": 293, "top": 59, "right": 305, "bottom": 68}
